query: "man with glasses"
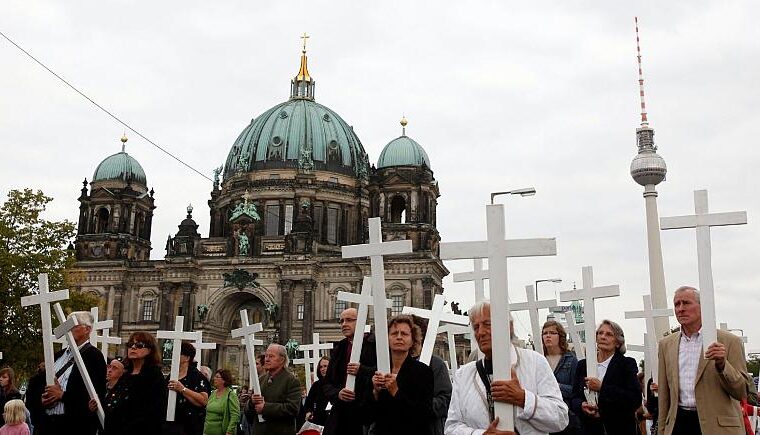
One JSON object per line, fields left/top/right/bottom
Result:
{"left": 323, "top": 308, "right": 378, "bottom": 435}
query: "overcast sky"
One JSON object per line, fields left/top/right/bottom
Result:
{"left": 2, "top": 1, "right": 758, "bottom": 355}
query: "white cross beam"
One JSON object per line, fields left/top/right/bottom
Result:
{"left": 191, "top": 331, "right": 217, "bottom": 362}
{"left": 297, "top": 333, "right": 333, "bottom": 394}
{"left": 625, "top": 294, "right": 673, "bottom": 381}
{"left": 510, "top": 285, "right": 557, "bottom": 356}
{"left": 20, "top": 273, "right": 70, "bottom": 385}
{"left": 452, "top": 258, "right": 488, "bottom": 302}
{"left": 437, "top": 323, "right": 471, "bottom": 373}
{"left": 660, "top": 189, "right": 747, "bottom": 348}
{"left": 402, "top": 293, "right": 469, "bottom": 365}
{"left": 336, "top": 277, "right": 391, "bottom": 391}
{"left": 563, "top": 311, "right": 586, "bottom": 360}
{"left": 99, "top": 332, "right": 122, "bottom": 362}
{"left": 440, "top": 204, "right": 557, "bottom": 431}
{"left": 342, "top": 217, "right": 413, "bottom": 373}
{"left": 157, "top": 316, "right": 197, "bottom": 421}
{"left": 90, "top": 307, "right": 115, "bottom": 350}
{"left": 52, "top": 303, "right": 105, "bottom": 428}
{"left": 231, "top": 309, "right": 264, "bottom": 422}
{"left": 720, "top": 323, "right": 749, "bottom": 343}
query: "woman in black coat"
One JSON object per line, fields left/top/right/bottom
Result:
{"left": 365, "top": 315, "right": 434, "bottom": 435}
{"left": 571, "top": 320, "right": 641, "bottom": 435}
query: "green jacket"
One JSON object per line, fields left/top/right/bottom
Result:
{"left": 205, "top": 387, "right": 241, "bottom": 435}
{"left": 246, "top": 369, "right": 302, "bottom": 435}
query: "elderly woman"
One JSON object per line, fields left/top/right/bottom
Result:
{"left": 168, "top": 342, "right": 210, "bottom": 435}
{"left": 203, "top": 369, "right": 240, "bottom": 435}
{"left": 570, "top": 320, "right": 641, "bottom": 435}
{"left": 367, "top": 314, "right": 434, "bottom": 435}
{"left": 542, "top": 321, "right": 580, "bottom": 435}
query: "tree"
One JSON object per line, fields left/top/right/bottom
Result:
{"left": 0, "top": 189, "right": 98, "bottom": 380}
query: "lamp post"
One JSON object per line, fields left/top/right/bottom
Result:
{"left": 490, "top": 187, "right": 536, "bottom": 204}
{"left": 535, "top": 278, "right": 562, "bottom": 300}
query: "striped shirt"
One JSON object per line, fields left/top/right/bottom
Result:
{"left": 46, "top": 342, "right": 88, "bottom": 416}
{"left": 677, "top": 329, "right": 702, "bottom": 410}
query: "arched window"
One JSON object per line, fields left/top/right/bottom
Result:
{"left": 134, "top": 212, "right": 145, "bottom": 238}
{"left": 390, "top": 196, "right": 406, "bottom": 223}
{"left": 139, "top": 290, "right": 158, "bottom": 322}
{"left": 96, "top": 207, "right": 110, "bottom": 234}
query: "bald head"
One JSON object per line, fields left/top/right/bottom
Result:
{"left": 340, "top": 308, "right": 358, "bottom": 338}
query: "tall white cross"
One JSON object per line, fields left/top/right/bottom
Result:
{"left": 99, "top": 331, "right": 122, "bottom": 362}
{"left": 625, "top": 294, "right": 673, "bottom": 382}
{"left": 402, "top": 293, "right": 469, "bottom": 365}
{"left": 720, "top": 323, "right": 749, "bottom": 344}
{"left": 20, "top": 273, "right": 70, "bottom": 385}
{"left": 440, "top": 204, "right": 557, "bottom": 430}
{"left": 563, "top": 311, "right": 586, "bottom": 359}
{"left": 559, "top": 265, "right": 620, "bottom": 406}
{"left": 157, "top": 316, "right": 197, "bottom": 421}
{"left": 660, "top": 189, "right": 747, "bottom": 348}
{"left": 90, "top": 307, "right": 115, "bottom": 351}
{"left": 296, "top": 333, "right": 333, "bottom": 393}
{"left": 437, "top": 323, "right": 471, "bottom": 373}
{"left": 342, "top": 217, "right": 413, "bottom": 373}
{"left": 52, "top": 303, "right": 105, "bottom": 427}
{"left": 336, "top": 276, "right": 392, "bottom": 391}
{"left": 510, "top": 285, "right": 557, "bottom": 356}
{"left": 191, "top": 331, "right": 217, "bottom": 362}
{"left": 452, "top": 258, "right": 488, "bottom": 302}
{"left": 231, "top": 310, "right": 265, "bottom": 422}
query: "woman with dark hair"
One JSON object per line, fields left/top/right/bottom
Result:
{"left": 571, "top": 320, "right": 641, "bottom": 435}
{"left": 301, "top": 356, "right": 330, "bottom": 426}
{"left": 542, "top": 320, "right": 580, "bottom": 435}
{"left": 106, "top": 331, "right": 167, "bottom": 435}
{"left": 203, "top": 369, "right": 240, "bottom": 435}
{"left": 0, "top": 368, "right": 21, "bottom": 426}
{"left": 167, "top": 342, "right": 210, "bottom": 435}
{"left": 366, "top": 314, "right": 434, "bottom": 435}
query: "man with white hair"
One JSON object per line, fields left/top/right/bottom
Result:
{"left": 246, "top": 343, "right": 302, "bottom": 435}
{"left": 36, "top": 311, "right": 107, "bottom": 435}
{"left": 445, "top": 301, "right": 569, "bottom": 435}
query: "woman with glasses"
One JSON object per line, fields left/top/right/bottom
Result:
{"left": 542, "top": 320, "right": 581, "bottom": 435}
{"left": 203, "top": 369, "right": 240, "bottom": 435}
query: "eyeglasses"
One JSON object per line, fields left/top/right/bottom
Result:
{"left": 126, "top": 341, "right": 151, "bottom": 349}
{"left": 338, "top": 318, "right": 357, "bottom": 324}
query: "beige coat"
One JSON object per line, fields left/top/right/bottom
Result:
{"left": 657, "top": 329, "right": 750, "bottom": 435}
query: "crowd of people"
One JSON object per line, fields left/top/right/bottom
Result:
{"left": 1, "top": 285, "right": 758, "bottom": 435}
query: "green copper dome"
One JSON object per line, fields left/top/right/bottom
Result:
{"left": 92, "top": 151, "right": 147, "bottom": 185}
{"left": 377, "top": 135, "right": 431, "bottom": 169}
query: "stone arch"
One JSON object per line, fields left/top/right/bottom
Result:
{"left": 207, "top": 286, "right": 276, "bottom": 330}
{"left": 95, "top": 206, "right": 110, "bottom": 233}
{"left": 390, "top": 194, "right": 407, "bottom": 223}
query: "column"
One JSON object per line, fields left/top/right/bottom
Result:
{"left": 301, "top": 280, "right": 315, "bottom": 343}
{"left": 279, "top": 279, "right": 294, "bottom": 344}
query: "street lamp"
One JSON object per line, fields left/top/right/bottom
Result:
{"left": 535, "top": 278, "right": 562, "bottom": 300}
{"left": 490, "top": 187, "right": 536, "bottom": 204}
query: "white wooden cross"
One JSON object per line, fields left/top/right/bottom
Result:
{"left": 402, "top": 293, "right": 470, "bottom": 365}
{"left": 625, "top": 294, "right": 673, "bottom": 383}
{"left": 20, "top": 273, "right": 70, "bottom": 385}
{"left": 660, "top": 189, "right": 747, "bottom": 348}
{"left": 452, "top": 258, "right": 488, "bottom": 302}
{"left": 336, "top": 276, "right": 392, "bottom": 391}
{"left": 440, "top": 204, "right": 557, "bottom": 431}
{"left": 559, "top": 266, "right": 619, "bottom": 406}
{"left": 296, "top": 333, "right": 333, "bottom": 393}
{"left": 52, "top": 303, "right": 105, "bottom": 428}
{"left": 720, "top": 323, "right": 749, "bottom": 344}
{"left": 437, "top": 323, "right": 471, "bottom": 373}
{"left": 563, "top": 311, "right": 586, "bottom": 359}
{"left": 231, "top": 310, "right": 265, "bottom": 422}
{"left": 90, "top": 307, "right": 115, "bottom": 351}
{"left": 510, "top": 285, "right": 557, "bottom": 356}
{"left": 191, "top": 331, "right": 217, "bottom": 362}
{"left": 98, "top": 331, "right": 122, "bottom": 362}
{"left": 342, "top": 217, "right": 413, "bottom": 374}
{"left": 156, "top": 316, "right": 197, "bottom": 421}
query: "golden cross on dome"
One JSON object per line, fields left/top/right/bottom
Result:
{"left": 300, "top": 32, "right": 310, "bottom": 53}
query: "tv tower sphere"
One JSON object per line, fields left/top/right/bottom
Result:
{"left": 630, "top": 143, "right": 667, "bottom": 186}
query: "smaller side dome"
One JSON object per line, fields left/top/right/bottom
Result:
{"left": 93, "top": 152, "right": 147, "bottom": 185}
{"left": 377, "top": 135, "right": 431, "bottom": 169}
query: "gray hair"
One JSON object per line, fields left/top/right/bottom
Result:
{"left": 674, "top": 286, "right": 700, "bottom": 304}
{"left": 598, "top": 319, "right": 626, "bottom": 354}
{"left": 269, "top": 343, "right": 289, "bottom": 367}
{"left": 467, "top": 300, "right": 516, "bottom": 340}
{"left": 69, "top": 311, "right": 94, "bottom": 328}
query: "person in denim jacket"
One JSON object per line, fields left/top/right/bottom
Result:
{"left": 542, "top": 320, "right": 581, "bottom": 435}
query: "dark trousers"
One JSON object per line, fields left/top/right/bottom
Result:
{"left": 672, "top": 408, "right": 701, "bottom": 435}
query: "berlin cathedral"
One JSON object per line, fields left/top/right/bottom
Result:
{"left": 70, "top": 43, "right": 449, "bottom": 384}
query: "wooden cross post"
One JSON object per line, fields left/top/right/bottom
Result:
{"left": 402, "top": 293, "right": 469, "bottom": 365}
{"left": 440, "top": 204, "right": 557, "bottom": 430}
{"left": 52, "top": 303, "right": 105, "bottom": 427}
{"left": 452, "top": 259, "right": 489, "bottom": 358}
{"left": 625, "top": 294, "right": 673, "bottom": 386}
{"left": 191, "top": 331, "right": 217, "bottom": 363}
{"left": 99, "top": 332, "right": 122, "bottom": 362}
{"left": 297, "top": 333, "right": 333, "bottom": 393}
{"left": 660, "top": 189, "right": 747, "bottom": 348}
{"left": 90, "top": 307, "right": 115, "bottom": 359}
{"left": 20, "top": 273, "right": 70, "bottom": 385}
{"left": 720, "top": 323, "right": 749, "bottom": 344}
{"left": 336, "top": 277, "right": 392, "bottom": 391}
{"left": 231, "top": 310, "right": 265, "bottom": 422}
{"left": 559, "top": 266, "right": 620, "bottom": 406}
{"left": 563, "top": 311, "right": 586, "bottom": 359}
{"left": 342, "top": 218, "right": 413, "bottom": 373}
{"left": 437, "top": 323, "right": 471, "bottom": 373}
{"left": 510, "top": 285, "right": 557, "bottom": 356}
{"left": 157, "top": 316, "right": 197, "bottom": 421}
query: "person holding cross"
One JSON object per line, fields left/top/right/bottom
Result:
{"left": 445, "top": 301, "right": 568, "bottom": 435}
{"left": 35, "top": 311, "right": 106, "bottom": 435}
{"left": 657, "top": 286, "right": 750, "bottom": 435}
{"left": 246, "top": 344, "right": 301, "bottom": 435}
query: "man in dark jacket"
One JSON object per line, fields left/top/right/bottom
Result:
{"left": 323, "top": 308, "right": 377, "bottom": 435}
{"left": 246, "top": 343, "right": 302, "bottom": 435}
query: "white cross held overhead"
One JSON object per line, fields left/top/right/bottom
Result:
{"left": 510, "top": 285, "right": 557, "bottom": 356}
{"left": 157, "top": 316, "right": 197, "bottom": 422}
{"left": 296, "top": 333, "right": 333, "bottom": 394}
{"left": 563, "top": 311, "right": 586, "bottom": 359}
{"left": 720, "top": 323, "right": 749, "bottom": 344}
{"left": 559, "top": 266, "right": 619, "bottom": 406}
{"left": 402, "top": 293, "right": 470, "bottom": 365}
{"left": 437, "top": 323, "right": 471, "bottom": 373}
{"left": 342, "top": 217, "right": 413, "bottom": 374}
{"left": 625, "top": 294, "right": 673, "bottom": 382}
{"left": 231, "top": 310, "right": 265, "bottom": 423}
{"left": 452, "top": 259, "right": 489, "bottom": 358}
{"left": 52, "top": 303, "right": 105, "bottom": 428}
{"left": 440, "top": 204, "right": 557, "bottom": 431}
{"left": 191, "top": 331, "right": 217, "bottom": 362}
{"left": 660, "top": 189, "right": 747, "bottom": 348}
{"left": 20, "top": 273, "right": 70, "bottom": 385}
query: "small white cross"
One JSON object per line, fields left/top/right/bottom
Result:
{"left": 625, "top": 294, "right": 673, "bottom": 381}
{"left": 563, "top": 311, "right": 586, "bottom": 359}
{"left": 297, "top": 333, "right": 333, "bottom": 394}
{"left": 90, "top": 307, "right": 115, "bottom": 351}
{"left": 191, "top": 331, "right": 217, "bottom": 362}
{"left": 402, "top": 294, "right": 469, "bottom": 365}
{"left": 452, "top": 258, "right": 488, "bottom": 302}
{"left": 509, "top": 285, "right": 557, "bottom": 356}
{"left": 157, "top": 316, "right": 197, "bottom": 421}
{"left": 437, "top": 323, "right": 471, "bottom": 373}
{"left": 231, "top": 309, "right": 265, "bottom": 422}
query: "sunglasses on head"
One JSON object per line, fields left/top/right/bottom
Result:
{"left": 126, "top": 341, "right": 151, "bottom": 349}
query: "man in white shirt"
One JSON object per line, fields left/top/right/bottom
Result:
{"left": 445, "top": 300, "right": 568, "bottom": 435}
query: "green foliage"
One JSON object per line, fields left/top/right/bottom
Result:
{"left": 748, "top": 354, "right": 760, "bottom": 377}
{"left": 0, "top": 189, "right": 98, "bottom": 381}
